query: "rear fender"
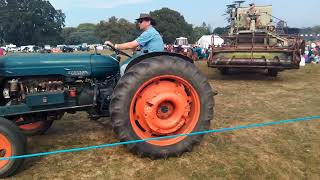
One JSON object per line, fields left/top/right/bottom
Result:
{"left": 125, "top": 52, "right": 194, "bottom": 73}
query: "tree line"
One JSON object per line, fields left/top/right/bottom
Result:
{"left": 0, "top": 0, "right": 65, "bottom": 46}
{"left": 62, "top": 8, "right": 212, "bottom": 45}
{"left": 0, "top": 1, "right": 211, "bottom": 46}
{"left": 1, "top": 0, "right": 319, "bottom": 46}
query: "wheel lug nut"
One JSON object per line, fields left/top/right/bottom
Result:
{"left": 0, "top": 149, "right": 6, "bottom": 157}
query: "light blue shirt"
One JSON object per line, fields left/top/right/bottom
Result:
{"left": 136, "top": 26, "right": 164, "bottom": 52}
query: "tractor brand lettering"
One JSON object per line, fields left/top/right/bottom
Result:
{"left": 67, "top": 71, "right": 89, "bottom": 76}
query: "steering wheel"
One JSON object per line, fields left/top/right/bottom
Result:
{"left": 106, "top": 44, "right": 132, "bottom": 58}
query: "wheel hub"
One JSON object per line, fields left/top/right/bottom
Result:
{"left": 130, "top": 75, "right": 201, "bottom": 146}
{"left": 157, "top": 102, "right": 174, "bottom": 119}
{"left": 135, "top": 80, "right": 191, "bottom": 135}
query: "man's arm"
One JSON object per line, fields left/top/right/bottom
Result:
{"left": 105, "top": 40, "right": 139, "bottom": 50}
{"left": 255, "top": 9, "right": 260, "bottom": 15}
{"left": 116, "top": 40, "right": 140, "bottom": 50}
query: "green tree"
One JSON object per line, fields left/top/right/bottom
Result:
{"left": 213, "top": 27, "right": 229, "bottom": 35}
{"left": 62, "top": 23, "right": 99, "bottom": 44}
{"left": 0, "top": 0, "right": 65, "bottom": 46}
{"left": 150, "top": 8, "right": 194, "bottom": 44}
{"left": 192, "top": 22, "right": 212, "bottom": 42}
{"left": 299, "top": 26, "right": 320, "bottom": 34}
{"left": 95, "top": 16, "right": 139, "bottom": 44}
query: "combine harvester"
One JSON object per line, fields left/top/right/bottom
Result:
{"left": 208, "top": 1, "right": 304, "bottom": 77}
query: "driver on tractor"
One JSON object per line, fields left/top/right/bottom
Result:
{"left": 104, "top": 13, "right": 164, "bottom": 75}
{"left": 246, "top": 3, "right": 261, "bottom": 29}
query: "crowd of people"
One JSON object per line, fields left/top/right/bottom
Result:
{"left": 303, "top": 42, "right": 320, "bottom": 64}
{"left": 164, "top": 44, "right": 211, "bottom": 60}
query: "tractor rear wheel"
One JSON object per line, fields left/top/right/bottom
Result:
{"left": 0, "top": 118, "right": 26, "bottom": 178}
{"left": 110, "top": 55, "right": 214, "bottom": 159}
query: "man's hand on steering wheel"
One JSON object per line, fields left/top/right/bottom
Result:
{"left": 104, "top": 41, "right": 114, "bottom": 48}
{"left": 104, "top": 41, "right": 132, "bottom": 58}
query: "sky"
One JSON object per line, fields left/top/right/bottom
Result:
{"left": 49, "top": 0, "right": 319, "bottom": 28}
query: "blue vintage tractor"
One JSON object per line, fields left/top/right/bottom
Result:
{"left": 0, "top": 45, "right": 214, "bottom": 177}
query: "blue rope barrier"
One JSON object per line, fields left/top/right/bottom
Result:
{"left": 0, "top": 116, "right": 319, "bottom": 160}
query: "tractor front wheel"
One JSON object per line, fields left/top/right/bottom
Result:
{"left": 110, "top": 55, "right": 214, "bottom": 159}
{"left": 0, "top": 118, "right": 26, "bottom": 178}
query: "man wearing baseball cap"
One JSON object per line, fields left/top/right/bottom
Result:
{"left": 105, "top": 13, "right": 164, "bottom": 53}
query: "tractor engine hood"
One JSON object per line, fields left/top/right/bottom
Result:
{"left": 0, "top": 54, "right": 120, "bottom": 78}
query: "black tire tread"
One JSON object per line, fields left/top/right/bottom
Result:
{"left": 0, "top": 118, "right": 27, "bottom": 178}
{"left": 110, "top": 56, "right": 214, "bottom": 159}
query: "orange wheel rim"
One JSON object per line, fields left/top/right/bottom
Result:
{"left": 0, "top": 134, "right": 12, "bottom": 169}
{"left": 130, "top": 75, "right": 201, "bottom": 146}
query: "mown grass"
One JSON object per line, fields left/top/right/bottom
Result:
{"left": 9, "top": 59, "right": 320, "bottom": 180}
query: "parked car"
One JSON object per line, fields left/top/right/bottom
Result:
{"left": 20, "top": 45, "right": 36, "bottom": 53}
{"left": 77, "top": 43, "right": 89, "bottom": 51}
{"left": 5, "top": 44, "right": 17, "bottom": 52}
{"left": 33, "top": 46, "right": 41, "bottom": 53}
{"left": 21, "top": 47, "right": 30, "bottom": 53}
{"left": 0, "top": 46, "right": 7, "bottom": 51}
{"left": 62, "top": 46, "right": 74, "bottom": 53}
{"left": 51, "top": 48, "right": 62, "bottom": 53}
{"left": 43, "top": 45, "right": 52, "bottom": 53}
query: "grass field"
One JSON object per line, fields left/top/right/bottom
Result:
{"left": 9, "top": 60, "right": 320, "bottom": 180}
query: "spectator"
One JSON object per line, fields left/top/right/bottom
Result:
{"left": 312, "top": 49, "right": 319, "bottom": 64}
{"left": 0, "top": 48, "right": 5, "bottom": 56}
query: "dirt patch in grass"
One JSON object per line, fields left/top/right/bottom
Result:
{"left": 10, "top": 62, "right": 320, "bottom": 180}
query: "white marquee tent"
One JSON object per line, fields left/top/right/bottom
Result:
{"left": 196, "top": 35, "right": 224, "bottom": 49}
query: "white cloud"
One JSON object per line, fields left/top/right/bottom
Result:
{"left": 50, "top": 0, "right": 152, "bottom": 9}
